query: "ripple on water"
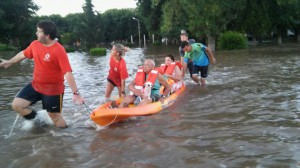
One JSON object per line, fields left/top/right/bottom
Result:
{"left": 1, "top": 45, "right": 300, "bottom": 167}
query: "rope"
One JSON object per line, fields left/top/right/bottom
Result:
{"left": 103, "top": 107, "right": 119, "bottom": 127}
{"left": 83, "top": 101, "right": 119, "bottom": 127}
{"left": 7, "top": 114, "right": 20, "bottom": 138}
{"left": 83, "top": 102, "right": 93, "bottom": 115}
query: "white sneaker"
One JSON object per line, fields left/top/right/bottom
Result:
{"left": 21, "top": 120, "right": 34, "bottom": 130}
{"left": 85, "top": 118, "right": 97, "bottom": 128}
{"left": 34, "top": 110, "right": 54, "bottom": 126}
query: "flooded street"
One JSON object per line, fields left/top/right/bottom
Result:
{"left": 0, "top": 44, "right": 300, "bottom": 168}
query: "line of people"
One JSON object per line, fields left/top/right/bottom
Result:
{"left": 0, "top": 21, "right": 216, "bottom": 128}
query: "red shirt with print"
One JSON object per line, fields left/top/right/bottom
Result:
{"left": 23, "top": 40, "right": 72, "bottom": 95}
{"left": 107, "top": 56, "right": 128, "bottom": 86}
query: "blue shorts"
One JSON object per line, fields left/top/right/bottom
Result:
{"left": 193, "top": 65, "right": 209, "bottom": 78}
{"left": 16, "top": 83, "right": 64, "bottom": 113}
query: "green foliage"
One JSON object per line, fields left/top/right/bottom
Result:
{"left": 0, "top": 0, "right": 299, "bottom": 50}
{"left": 151, "top": 41, "right": 162, "bottom": 46}
{"left": 233, "top": 0, "right": 271, "bottom": 42}
{"left": 61, "top": 32, "right": 76, "bottom": 46}
{"left": 65, "top": 47, "right": 75, "bottom": 53}
{"left": 101, "top": 9, "right": 138, "bottom": 43}
{"left": 218, "top": 31, "right": 247, "bottom": 50}
{"left": 81, "top": 0, "right": 99, "bottom": 49}
{"left": 137, "top": 0, "right": 163, "bottom": 37}
{"left": 89, "top": 48, "right": 106, "bottom": 56}
{"left": 0, "top": 0, "right": 38, "bottom": 46}
{"left": 0, "top": 43, "right": 17, "bottom": 51}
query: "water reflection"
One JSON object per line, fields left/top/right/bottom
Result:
{"left": 0, "top": 44, "right": 300, "bottom": 167}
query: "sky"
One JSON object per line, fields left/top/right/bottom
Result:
{"left": 33, "top": 0, "right": 137, "bottom": 16}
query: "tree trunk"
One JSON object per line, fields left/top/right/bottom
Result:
{"left": 297, "top": 27, "right": 300, "bottom": 43}
{"left": 252, "top": 36, "right": 258, "bottom": 45}
{"left": 277, "top": 29, "right": 282, "bottom": 45}
{"left": 206, "top": 35, "right": 216, "bottom": 52}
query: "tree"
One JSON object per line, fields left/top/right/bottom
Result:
{"left": 64, "top": 13, "right": 85, "bottom": 46}
{"left": 81, "top": 0, "right": 99, "bottom": 49}
{"left": 268, "top": 0, "right": 295, "bottom": 44}
{"left": 0, "top": 0, "right": 38, "bottom": 47}
{"left": 236, "top": 0, "right": 271, "bottom": 45}
{"left": 101, "top": 9, "right": 137, "bottom": 43}
{"left": 155, "top": 0, "right": 243, "bottom": 51}
{"left": 289, "top": 0, "right": 300, "bottom": 42}
{"left": 137, "top": 0, "right": 164, "bottom": 40}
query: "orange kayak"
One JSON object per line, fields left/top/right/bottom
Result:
{"left": 90, "top": 83, "right": 186, "bottom": 126}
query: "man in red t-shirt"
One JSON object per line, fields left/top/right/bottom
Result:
{"left": 0, "top": 21, "right": 84, "bottom": 128}
{"left": 105, "top": 44, "right": 129, "bottom": 101}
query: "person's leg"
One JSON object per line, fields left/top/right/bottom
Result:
{"left": 199, "top": 66, "right": 209, "bottom": 86}
{"left": 119, "top": 95, "right": 136, "bottom": 108}
{"left": 138, "top": 97, "right": 152, "bottom": 106}
{"left": 12, "top": 83, "right": 40, "bottom": 119}
{"left": 12, "top": 98, "right": 35, "bottom": 116}
{"left": 116, "top": 86, "right": 122, "bottom": 98}
{"left": 187, "top": 61, "right": 194, "bottom": 78}
{"left": 105, "top": 78, "right": 116, "bottom": 100}
{"left": 191, "top": 65, "right": 201, "bottom": 85}
{"left": 47, "top": 113, "right": 66, "bottom": 128}
{"left": 200, "top": 78, "right": 206, "bottom": 86}
{"left": 191, "top": 74, "right": 200, "bottom": 84}
{"left": 42, "top": 94, "right": 67, "bottom": 128}
{"left": 138, "top": 94, "right": 160, "bottom": 106}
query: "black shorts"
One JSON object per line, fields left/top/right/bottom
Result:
{"left": 193, "top": 65, "right": 209, "bottom": 78}
{"left": 187, "top": 61, "right": 194, "bottom": 77}
{"left": 107, "top": 78, "right": 117, "bottom": 87}
{"left": 16, "top": 83, "right": 63, "bottom": 113}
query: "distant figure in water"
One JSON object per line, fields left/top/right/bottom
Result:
{"left": 179, "top": 30, "right": 196, "bottom": 79}
{"left": 180, "top": 41, "right": 216, "bottom": 86}
{"left": 0, "top": 20, "right": 84, "bottom": 128}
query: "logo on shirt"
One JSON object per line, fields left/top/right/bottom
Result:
{"left": 114, "top": 67, "right": 117, "bottom": 72}
{"left": 43, "top": 53, "right": 51, "bottom": 62}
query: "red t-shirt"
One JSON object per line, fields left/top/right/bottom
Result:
{"left": 23, "top": 40, "right": 72, "bottom": 95}
{"left": 107, "top": 56, "right": 128, "bottom": 86}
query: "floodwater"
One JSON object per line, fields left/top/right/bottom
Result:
{"left": 0, "top": 44, "right": 300, "bottom": 168}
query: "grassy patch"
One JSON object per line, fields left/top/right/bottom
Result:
{"left": 90, "top": 48, "right": 106, "bottom": 56}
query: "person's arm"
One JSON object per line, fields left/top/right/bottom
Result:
{"left": 205, "top": 47, "right": 216, "bottom": 65}
{"left": 128, "top": 80, "right": 142, "bottom": 96}
{"left": 0, "top": 51, "right": 26, "bottom": 68}
{"left": 180, "top": 57, "right": 184, "bottom": 65}
{"left": 179, "top": 46, "right": 185, "bottom": 65}
{"left": 165, "top": 66, "right": 182, "bottom": 82}
{"left": 119, "top": 60, "right": 128, "bottom": 97}
{"left": 120, "top": 79, "right": 126, "bottom": 98}
{"left": 181, "top": 57, "right": 189, "bottom": 78}
{"left": 157, "top": 73, "right": 171, "bottom": 97}
{"left": 65, "top": 72, "right": 85, "bottom": 104}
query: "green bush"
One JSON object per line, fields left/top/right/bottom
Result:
{"left": 152, "top": 41, "right": 162, "bottom": 46}
{"left": 65, "top": 47, "right": 75, "bottom": 53}
{"left": 218, "top": 31, "right": 247, "bottom": 50}
{"left": 90, "top": 47, "right": 106, "bottom": 56}
{"left": 0, "top": 44, "right": 17, "bottom": 51}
